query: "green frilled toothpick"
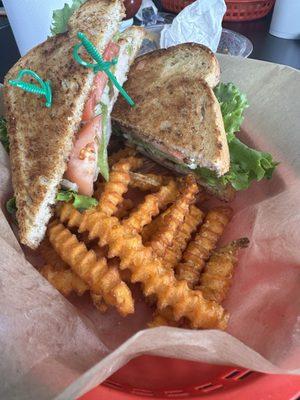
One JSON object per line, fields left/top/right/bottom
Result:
{"left": 8, "top": 69, "right": 52, "bottom": 108}
{"left": 73, "top": 32, "right": 135, "bottom": 107}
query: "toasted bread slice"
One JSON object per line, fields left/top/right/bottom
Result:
{"left": 128, "top": 43, "right": 220, "bottom": 89}
{"left": 4, "top": 0, "right": 143, "bottom": 248}
{"left": 112, "top": 73, "right": 229, "bottom": 175}
{"left": 112, "top": 43, "right": 231, "bottom": 200}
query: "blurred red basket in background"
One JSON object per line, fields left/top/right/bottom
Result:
{"left": 81, "top": 355, "right": 300, "bottom": 399}
{"left": 161, "top": 0, "right": 275, "bottom": 21}
{"left": 224, "top": 0, "right": 275, "bottom": 21}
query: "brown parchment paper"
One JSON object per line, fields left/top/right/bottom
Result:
{"left": 0, "top": 55, "right": 299, "bottom": 400}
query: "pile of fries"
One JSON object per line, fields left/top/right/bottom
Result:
{"left": 38, "top": 148, "right": 249, "bottom": 330}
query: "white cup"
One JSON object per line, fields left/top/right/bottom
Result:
{"left": 269, "top": 0, "right": 300, "bottom": 39}
{"left": 3, "top": 0, "right": 70, "bottom": 56}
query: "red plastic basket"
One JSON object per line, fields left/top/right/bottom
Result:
{"left": 224, "top": 0, "right": 275, "bottom": 21}
{"left": 80, "top": 355, "right": 300, "bottom": 399}
{"left": 161, "top": 0, "right": 275, "bottom": 22}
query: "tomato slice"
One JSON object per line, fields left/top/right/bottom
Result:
{"left": 65, "top": 42, "right": 120, "bottom": 194}
{"left": 81, "top": 93, "right": 96, "bottom": 122}
{"left": 81, "top": 41, "right": 120, "bottom": 122}
{"left": 103, "top": 41, "right": 120, "bottom": 60}
{"left": 65, "top": 116, "right": 102, "bottom": 196}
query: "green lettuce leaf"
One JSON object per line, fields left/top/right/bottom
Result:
{"left": 50, "top": 0, "right": 87, "bottom": 36}
{"left": 213, "top": 82, "right": 278, "bottom": 190}
{"left": 6, "top": 197, "right": 18, "bottom": 225}
{"left": 0, "top": 117, "right": 9, "bottom": 153}
{"left": 226, "top": 138, "right": 278, "bottom": 190}
{"left": 195, "top": 167, "right": 223, "bottom": 188}
{"left": 126, "top": 44, "right": 133, "bottom": 57}
{"left": 6, "top": 197, "right": 17, "bottom": 214}
{"left": 214, "top": 82, "right": 248, "bottom": 142}
{"left": 98, "top": 103, "right": 110, "bottom": 181}
{"left": 112, "top": 32, "right": 121, "bottom": 43}
{"left": 56, "top": 190, "right": 98, "bottom": 210}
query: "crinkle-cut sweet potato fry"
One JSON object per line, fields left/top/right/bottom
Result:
{"left": 197, "top": 238, "right": 249, "bottom": 303}
{"left": 57, "top": 202, "right": 83, "bottom": 228}
{"left": 120, "top": 269, "right": 132, "bottom": 283}
{"left": 78, "top": 213, "right": 228, "bottom": 329}
{"left": 148, "top": 175, "right": 199, "bottom": 258}
{"left": 143, "top": 205, "right": 203, "bottom": 267}
{"left": 38, "top": 238, "right": 69, "bottom": 270}
{"left": 39, "top": 153, "right": 247, "bottom": 330}
{"left": 90, "top": 246, "right": 121, "bottom": 312}
{"left": 163, "top": 205, "right": 204, "bottom": 268}
{"left": 90, "top": 292, "right": 108, "bottom": 313}
{"left": 108, "top": 147, "right": 137, "bottom": 166}
{"left": 148, "top": 307, "right": 179, "bottom": 328}
{"left": 97, "top": 156, "right": 142, "bottom": 217}
{"left": 90, "top": 244, "right": 108, "bottom": 259}
{"left": 40, "top": 268, "right": 105, "bottom": 307}
{"left": 129, "top": 172, "right": 168, "bottom": 192}
{"left": 141, "top": 208, "right": 170, "bottom": 243}
{"left": 176, "top": 207, "right": 233, "bottom": 288}
{"left": 148, "top": 314, "right": 170, "bottom": 328}
{"left": 58, "top": 198, "right": 134, "bottom": 236}
{"left": 57, "top": 156, "right": 174, "bottom": 234}
{"left": 47, "top": 220, "right": 134, "bottom": 316}
{"left": 149, "top": 239, "right": 248, "bottom": 328}
{"left": 114, "top": 198, "right": 134, "bottom": 219}
{"left": 40, "top": 264, "right": 88, "bottom": 297}
{"left": 40, "top": 256, "right": 107, "bottom": 310}
{"left": 39, "top": 236, "right": 91, "bottom": 297}
{"left": 122, "top": 179, "right": 177, "bottom": 234}
{"left": 150, "top": 239, "right": 248, "bottom": 327}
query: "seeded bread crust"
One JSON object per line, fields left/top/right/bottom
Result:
{"left": 4, "top": 1, "right": 143, "bottom": 248}
{"left": 128, "top": 43, "right": 220, "bottom": 88}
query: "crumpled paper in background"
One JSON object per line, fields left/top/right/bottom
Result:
{"left": 0, "top": 55, "right": 300, "bottom": 400}
{"left": 160, "top": 0, "right": 226, "bottom": 51}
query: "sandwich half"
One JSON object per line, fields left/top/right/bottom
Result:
{"left": 112, "top": 43, "right": 277, "bottom": 201}
{"left": 112, "top": 43, "right": 231, "bottom": 199}
{"left": 4, "top": 0, "right": 144, "bottom": 248}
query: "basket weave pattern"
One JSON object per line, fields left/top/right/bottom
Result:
{"left": 161, "top": 0, "right": 275, "bottom": 21}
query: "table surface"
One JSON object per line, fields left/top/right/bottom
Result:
{"left": 223, "top": 15, "right": 300, "bottom": 70}
{"left": 0, "top": 10, "right": 299, "bottom": 83}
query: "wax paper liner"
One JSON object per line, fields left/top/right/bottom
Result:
{"left": 160, "top": 0, "right": 226, "bottom": 52}
{"left": 0, "top": 55, "right": 299, "bottom": 400}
